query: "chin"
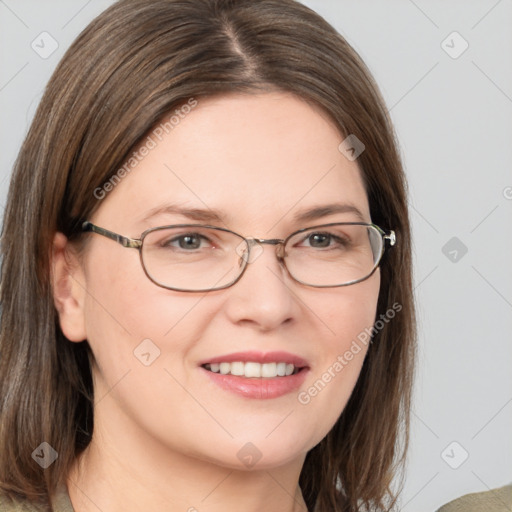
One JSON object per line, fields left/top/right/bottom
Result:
{"left": 194, "top": 435, "right": 312, "bottom": 472}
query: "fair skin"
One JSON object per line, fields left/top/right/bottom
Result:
{"left": 52, "top": 92, "right": 380, "bottom": 512}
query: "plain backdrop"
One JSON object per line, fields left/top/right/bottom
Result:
{"left": 1, "top": 1, "right": 511, "bottom": 511}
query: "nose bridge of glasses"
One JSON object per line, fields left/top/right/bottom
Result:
{"left": 252, "top": 237, "right": 282, "bottom": 246}
{"left": 243, "top": 237, "right": 286, "bottom": 263}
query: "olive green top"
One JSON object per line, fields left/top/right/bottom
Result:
{"left": 0, "top": 486, "right": 74, "bottom": 512}
{"left": 436, "top": 483, "right": 512, "bottom": 512}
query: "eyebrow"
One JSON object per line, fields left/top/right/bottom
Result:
{"left": 140, "top": 202, "right": 367, "bottom": 225}
{"left": 292, "top": 203, "right": 367, "bottom": 223}
{"left": 141, "top": 204, "right": 225, "bottom": 224}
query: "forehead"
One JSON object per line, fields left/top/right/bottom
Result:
{"left": 95, "top": 92, "right": 370, "bottom": 233}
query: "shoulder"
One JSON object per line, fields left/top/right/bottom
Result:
{"left": 0, "top": 485, "right": 73, "bottom": 512}
{"left": 437, "top": 483, "right": 512, "bottom": 512}
{"left": 0, "top": 494, "right": 45, "bottom": 512}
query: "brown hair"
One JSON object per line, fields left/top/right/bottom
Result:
{"left": 0, "top": 1, "right": 415, "bottom": 510}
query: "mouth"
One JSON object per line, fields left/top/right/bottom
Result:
{"left": 198, "top": 351, "right": 310, "bottom": 399}
{"left": 202, "top": 361, "right": 303, "bottom": 378}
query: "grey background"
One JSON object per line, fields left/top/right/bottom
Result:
{"left": 1, "top": 1, "right": 511, "bottom": 510}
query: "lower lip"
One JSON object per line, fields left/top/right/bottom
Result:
{"left": 200, "top": 366, "right": 309, "bottom": 399}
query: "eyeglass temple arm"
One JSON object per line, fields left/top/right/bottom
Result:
{"left": 81, "top": 221, "right": 142, "bottom": 249}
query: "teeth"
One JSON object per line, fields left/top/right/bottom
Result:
{"left": 230, "top": 362, "right": 244, "bottom": 376}
{"left": 276, "top": 362, "right": 286, "bottom": 376}
{"left": 204, "top": 361, "right": 300, "bottom": 378}
{"left": 261, "top": 362, "right": 275, "bottom": 378}
{"left": 245, "top": 362, "right": 261, "bottom": 377}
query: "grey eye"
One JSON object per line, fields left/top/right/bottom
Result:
{"left": 307, "top": 233, "right": 331, "bottom": 248}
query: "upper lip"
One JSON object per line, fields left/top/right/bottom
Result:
{"left": 199, "top": 351, "right": 309, "bottom": 368}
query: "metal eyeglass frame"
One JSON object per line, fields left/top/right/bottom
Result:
{"left": 81, "top": 220, "right": 396, "bottom": 292}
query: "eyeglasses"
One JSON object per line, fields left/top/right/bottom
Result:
{"left": 81, "top": 221, "right": 395, "bottom": 292}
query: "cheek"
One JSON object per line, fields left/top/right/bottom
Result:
{"left": 81, "top": 246, "right": 216, "bottom": 382}
{"left": 318, "top": 271, "right": 380, "bottom": 350}
{"left": 296, "top": 272, "right": 380, "bottom": 432}
{"left": 81, "top": 250, "right": 220, "bottom": 441}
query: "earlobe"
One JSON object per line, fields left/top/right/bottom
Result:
{"left": 51, "top": 232, "right": 87, "bottom": 342}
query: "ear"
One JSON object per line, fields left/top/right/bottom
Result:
{"left": 51, "top": 232, "right": 87, "bottom": 342}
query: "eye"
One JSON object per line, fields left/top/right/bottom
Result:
{"left": 163, "top": 233, "right": 213, "bottom": 250}
{"left": 299, "top": 231, "right": 348, "bottom": 249}
{"left": 306, "top": 232, "right": 331, "bottom": 248}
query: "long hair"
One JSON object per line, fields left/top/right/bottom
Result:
{"left": 0, "top": 1, "right": 416, "bottom": 510}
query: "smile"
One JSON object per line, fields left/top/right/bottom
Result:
{"left": 199, "top": 351, "right": 309, "bottom": 398}
{"left": 202, "top": 361, "right": 300, "bottom": 378}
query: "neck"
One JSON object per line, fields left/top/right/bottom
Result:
{"left": 67, "top": 407, "right": 309, "bottom": 512}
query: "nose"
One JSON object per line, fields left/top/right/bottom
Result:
{"left": 223, "top": 241, "right": 300, "bottom": 332}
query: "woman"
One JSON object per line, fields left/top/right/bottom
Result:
{"left": 0, "top": 1, "right": 415, "bottom": 511}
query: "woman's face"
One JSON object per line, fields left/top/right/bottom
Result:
{"left": 66, "top": 92, "right": 380, "bottom": 470}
